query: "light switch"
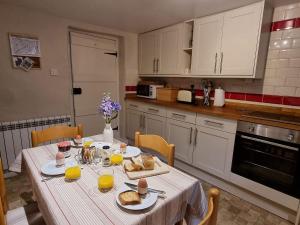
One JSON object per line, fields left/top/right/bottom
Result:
{"left": 50, "top": 68, "right": 58, "bottom": 76}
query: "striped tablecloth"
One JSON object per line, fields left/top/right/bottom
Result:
{"left": 23, "top": 135, "right": 207, "bottom": 225}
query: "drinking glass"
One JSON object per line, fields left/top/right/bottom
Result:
{"left": 98, "top": 168, "right": 114, "bottom": 192}
{"left": 65, "top": 164, "right": 81, "bottom": 180}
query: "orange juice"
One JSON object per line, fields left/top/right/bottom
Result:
{"left": 83, "top": 141, "right": 93, "bottom": 148}
{"left": 110, "top": 153, "right": 123, "bottom": 165}
{"left": 65, "top": 165, "right": 81, "bottom": 180}
{"left": 98, "top": 174, "right": 114, "bottom": 192}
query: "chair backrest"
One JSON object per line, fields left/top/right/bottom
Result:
{"left": 31, "top": 124, "right": 83, "bottom": 147}
{"left": 0, "top": 198, "right": 6, "bottom": 225}
{"left": 134, "top": 132, "right": 175, "bottom": 166}
{"left": 0, "top": 160, "right": 7, "bottom": 215}
{"left": 199, "top": 188, "right": 220, "bottom": 225}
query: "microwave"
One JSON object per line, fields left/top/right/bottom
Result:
{"left": 136, "top": 84, "right": 164, "bottom": 99}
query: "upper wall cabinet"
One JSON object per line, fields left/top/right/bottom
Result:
{"left": 139, "top": 24, "right": 185, "bottom": 75}
{"left": 191, "top": 1, "right": 272, "bottom": 78}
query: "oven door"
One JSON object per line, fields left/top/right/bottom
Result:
{"left": 232, "top": 131, "right": 300, "bottom": 198}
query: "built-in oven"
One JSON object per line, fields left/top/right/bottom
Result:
{"left": 232, "top": 121, "right": 300, "bottom": 198}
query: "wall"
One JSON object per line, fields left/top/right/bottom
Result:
{"left": 137, "top": 3, "right": 300, "bottom": 107}
{"left": 0, "top": 3, "right": 138, "bottom": 122}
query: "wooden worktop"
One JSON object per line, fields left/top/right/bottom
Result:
{"left": 125, "top": 94, "right": 300, "bottom": 131}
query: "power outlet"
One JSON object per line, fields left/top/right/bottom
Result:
{"left": 50, "top": 68, "right": 58, "bottom": 76}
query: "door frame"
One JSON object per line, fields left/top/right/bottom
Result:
{"left": 68, "top": 30, "right": 120, "bottom": 136}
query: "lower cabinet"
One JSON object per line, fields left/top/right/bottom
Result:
{"left": 192, "top": 125, "right": 235, "bottom": 179}
{"left": 144, "top": 113, "right": 166, "bottom": 138}
{"left": 126, "top": 109, "right": 144, "bottom": 140}
{"left": 166, "top": 119, "right": 194, "bottom": 164}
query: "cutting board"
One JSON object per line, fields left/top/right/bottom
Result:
{"left": 123, "top": 156, "right": 170, "bottom": 180}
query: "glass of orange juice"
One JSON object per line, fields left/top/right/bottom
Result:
{"left": 98, "top": 168, "right": 114, "bottom": 192}
{"left": 65, "top": 164, "right": 81, "bottom": 180}
{"left": 110, "top": 152, "right": 123, "bottom": 165}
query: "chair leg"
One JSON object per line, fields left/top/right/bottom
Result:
{"left": 175, "top": 219, "right": 183, "bottom": 225}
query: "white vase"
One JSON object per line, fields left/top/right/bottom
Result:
{"left": 103, "top": 123, "right": 113, "bottom": 143}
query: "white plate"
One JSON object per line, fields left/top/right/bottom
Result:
{"left": 122, "top": 146, "right": 141, "bottom": 158}
{"left": 116, "top": 185, "right": 158, "bottom": 211}
{"left": 41, "top": 160, "right": 77, "bottom": 176}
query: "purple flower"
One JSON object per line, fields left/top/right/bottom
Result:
{"left": 98, "top": 93, "right": 121, "bottom": 124}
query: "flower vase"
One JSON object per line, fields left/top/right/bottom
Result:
{"left": 103, "top": 123, "right": 113, "bottom": 143}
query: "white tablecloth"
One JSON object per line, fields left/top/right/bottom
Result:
{"left": 23, "top": 135, "right": 207, "bottom": 225}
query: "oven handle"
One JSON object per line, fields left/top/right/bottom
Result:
{"left": 240, "top": 135, "right": 299, "bottom": 151}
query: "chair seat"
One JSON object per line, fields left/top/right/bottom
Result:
{"left": 6, "top": 207, "right": 29, "bottom": 225}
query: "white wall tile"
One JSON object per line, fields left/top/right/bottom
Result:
{"left": 263, "top": 77, "right": 286, "bottom": 86}
{"left": 266, "top": 59, "right": 289, "bottom": 68}
{"left": 295, "top": 88, "right": 300, "bottom": 97}
{"left": 273, "top": 7, "right": 285, "bottom": 22}
{"left": 270, "top": 31, "right": 283, "bottom": 40}
{"left": 292, "top": 39, "right": 300, "bottom": 48}
{"left": 274, "top": 86, "right": 296, "bottom": 96}
{"left": 289, "top": 58, "right": 300, "bottom": 67}
{"left": 285, "top": 7, "right": 300, "bottom": 20}
{"left": 283, "top": 28, "right": 300, "bottom": 39}
{"left": 286, "top": 77, "right": 300, "bottom": 87}
{"left": 276, "top": 68, "right": 300, "bottom": 77}
{"left": 267, "top": 50, "right": 280, "bottom": 59}
{"left": 269, "top": 39, "right": 292, "bottom": 49}
{"left": 279, "top": 49, "right": 300, "bottom": 58}
{"left": 264, "top": 68, "right": 277, "bottom": 77}
{"left": 262, "top": 86, "right": 274, "bottom": 95}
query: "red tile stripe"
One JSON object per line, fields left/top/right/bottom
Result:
{"left": 271, "top": 17, "right": 300, "bottom": 32}
{"left": 125, "top": 86, "right": 300, "bottom": 106}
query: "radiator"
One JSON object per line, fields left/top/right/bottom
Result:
{"left": 0, "top": 115, "right": 72, "bottom": 170}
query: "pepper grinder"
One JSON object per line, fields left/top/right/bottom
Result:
{"left": 202, "top": 80, "right": 213, "bottom": 106}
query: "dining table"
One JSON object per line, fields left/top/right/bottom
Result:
{"left": 22, "top": 134, "right": 208, "bottom": 225}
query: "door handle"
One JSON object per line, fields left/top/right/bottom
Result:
{"left": 73, "top": 88, "right": 82, "bottom": 95}
{"left": 214, "top": 53, "right": 217, "bottom": 74}
{"left": 148, "top": 108, "right": 159, "bottom": 113}
{"left": 220, "top": 52, "right": 223, "bottom": 74}
{"left": 204, "top": 120, "right": 224, "bottom": 128}
{"left": 156, "top": 59, "right": 159, "bottom": 73}
{"left": 194, "top": 128, "right": 198, "bottom": 146}
{"left": 189, "top": 127, "right": 193, "bottom": 144}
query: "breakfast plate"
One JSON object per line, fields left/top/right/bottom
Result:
{"left": 121, "top": 146, "right": 141, "bottom": 158}
{"left": 41, "top": 160, "right": 77, "bottom": 176}
{"left": 90, "top": 141, "right": 112, "bottom": 149}
{"left": 116, "top": 185, "right": 158, "bottom": 211}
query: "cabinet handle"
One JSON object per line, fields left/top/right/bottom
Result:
{"left": 204, "top": 120, "right": 224, "bottom": 128}
{"left": 143, "top": 115, "right": 146, "bottom": 129}
{"left": 220, "top": 52, "right": 223, "bottom": 74}
{"left": 156, "top": 59, "right": 159, "bottom": 73}
{"left": 194, "top": 128, "right": 198, "bottom": 146}
{"left": 189, "top": 127, "right": 193, "bottom": 144}
{"left": 214, "top": 53, "right": 217, "bottom": 74}
{"left": 172, "top": 113, "right": 186, "bottom": 120}
{"left": 148, "top": 108, "right": 159, "bottom": 113}
{"left": 153, "top": 58, "right": 156, "bottom": 73}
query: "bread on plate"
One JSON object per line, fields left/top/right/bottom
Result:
{"left": 118, "top": 191, "right": 141, "bottom": 205}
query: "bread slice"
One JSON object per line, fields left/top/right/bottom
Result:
{"left": 124, "top": 162, "right": 135, "bottom": 172}
{"left": 119, "top": 191, "right": 141, "bottom": 205}
{"left": 142, "top": 155, "right": 155, "bottom": 170}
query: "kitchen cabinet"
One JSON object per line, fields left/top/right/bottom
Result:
{"left": 191, "top": 1, "right": 272, "bottom": 78}
{"left": 126, "top": 108, "right": 144, "bottom": 140}
{"left": 144, "top": 114, "right": 166, "bottom": 138}
{"left": 139, "top": 24, "right": 184, "bottom": 75}
{"left": 166, "top": 118, "right": 194, "bottom": 164}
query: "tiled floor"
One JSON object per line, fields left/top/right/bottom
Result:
{"left": 6, "top": 172, "right": 293, "bottom": 225}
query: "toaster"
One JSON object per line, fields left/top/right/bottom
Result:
{"left": 177, "top": 85, "right": 196, "bottom": 105}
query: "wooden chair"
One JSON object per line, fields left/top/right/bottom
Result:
{"left": 134, "top": 132, "right": 175, "bottom": 166}
{"left": 31, "top": 124, "right": 83, "bottom": 147}
{"left": 0, "top": 160, "right": 7, "bottom": 215}
{"left": 199, "top": 188, "right": 220, "bottom": 225}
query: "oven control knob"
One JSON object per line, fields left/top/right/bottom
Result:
{"left": 248, "top": 127, "right": 255, "bottom": 133}
{"left": 287, "top": 134, "right": 294, "bottom": 142}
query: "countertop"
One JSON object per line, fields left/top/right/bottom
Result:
{"left": 125, "top": 94, "right": 300, "bottom": 131}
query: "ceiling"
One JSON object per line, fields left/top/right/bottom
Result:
{"left": 1, "top": 0, "right": 299, "bottom": 33}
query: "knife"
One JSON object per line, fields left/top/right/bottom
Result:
{"left": 125, "top": 182, "right": 166, "bottom": 194}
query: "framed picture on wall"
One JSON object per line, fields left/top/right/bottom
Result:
{"left": 9, "top": 33, "right": 42, "bottom": 70}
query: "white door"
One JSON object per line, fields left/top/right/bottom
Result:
{"left": 191, "top": 14, "right": 223, "bottom": 76}
{"left": 220, "top": 2, "right": 263, "bottom": 76}
{"left": 139, "top": 31, "right": 157, "bottom": 74}
{"left": 126, "top": 109, "right": 144, "bottom": 141}
{"left": 166, "top": 119, "right": 194, "bottom": 164}
{"left": 71, "top": 32, "right": 119, "bottom": 136}
{"left": 192, "top": 125, "right": 235, "bottom": 179}
{"left": 158, "top": 24, "right": 182, "bottom": 74}
{"left": 144, "top": 113, "right": 166, "bottom": 138}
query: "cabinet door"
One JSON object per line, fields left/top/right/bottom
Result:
{"left": 158, "top": 24, "right": 182, "bottom": 74}
{"left": 166, "top": 119, "right": 194, "bottom": 164}
{"left": 126, "top": 109, "right": 144, "bottom": 140}
{"left": 191, "top": 14, "right": 223, "bottom": 75}
{"left": 139, "top": 31, "right": 158, "bottom": 74}
{"left": 220, "top": 2, "right": 263, "bottom": 76}
{"left": 144, "top": 113, "right": 166, "bottom": 139}
{"left": 192, "top": 125, "right": 235, "bottom": 179}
